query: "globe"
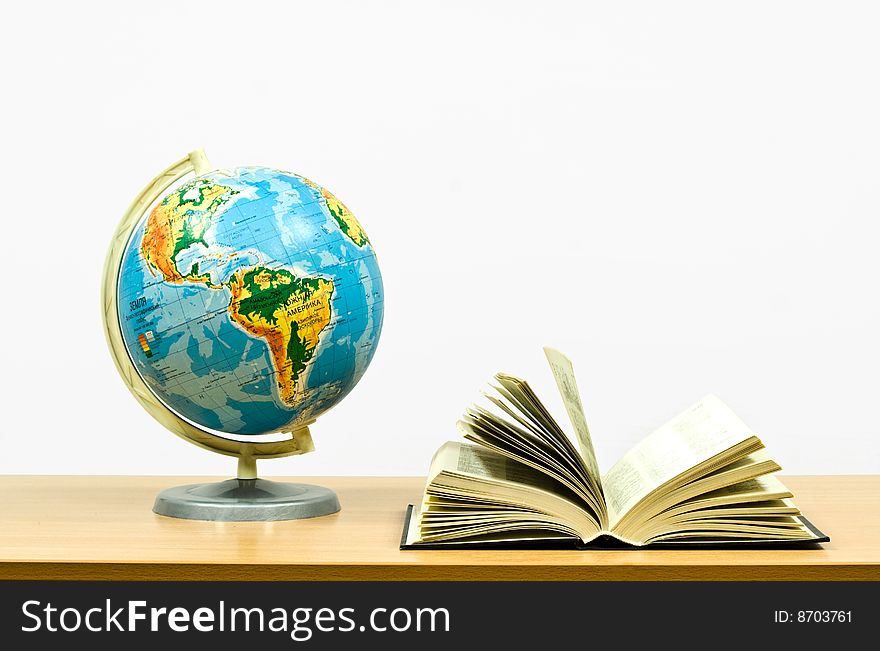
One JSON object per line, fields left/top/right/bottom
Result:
{"left": 115, "top": 163, "right": 384, "bottom": 438}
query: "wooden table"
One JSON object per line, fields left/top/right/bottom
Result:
{"left": 0, "top": 476, "right": 876, "bottom": 581}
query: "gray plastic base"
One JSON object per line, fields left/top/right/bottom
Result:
{"left": 152, "top": 479, "right": 341, "bottom": 522}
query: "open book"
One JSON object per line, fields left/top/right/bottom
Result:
{"left": 402, "top": 348, "right": 828, "bottom": 548}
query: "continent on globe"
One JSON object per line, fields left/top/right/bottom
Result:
{"left": 227, "top": 266, "right": 335, "bottom": 407}
{"left": 299, "top": 176, "right": 369, "bottom": 247}
{"left": 141, "top": 178, "right": 238, "bottom": 283}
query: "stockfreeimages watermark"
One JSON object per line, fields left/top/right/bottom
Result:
{"left": 21, "top": 599, "right": 450, "bottom": 641}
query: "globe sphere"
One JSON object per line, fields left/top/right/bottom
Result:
{"left": 116, "top": 166, "right": 384, "bottom": 436}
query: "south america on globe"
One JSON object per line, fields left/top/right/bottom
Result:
{"left": 117, "top": 167, "right": 384, "bottom": 436}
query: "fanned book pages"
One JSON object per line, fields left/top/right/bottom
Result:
{"left": 401, "top": 348, "right": 828, "bottom": 549}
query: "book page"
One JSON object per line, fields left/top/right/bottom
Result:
{"left": 415, "top": 441, "right": 602, "bottom": 543}
{"left": 426, "top": 440, "right": 576, "bottom": 497}
{"left": 543, "top": 347, "right": 602, "bottom": 489}
{"left": 663, "top": 475, "right": 792, "bottom": 518}
{"left": 458, "top": 372, "right": 607, "bottom": 525}
{"left": 603, "top": 394, "right": 759, "bottom": 527}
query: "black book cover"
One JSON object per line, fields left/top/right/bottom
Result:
{"left": 399, "top": 504, "right": 830, "bottom": 550}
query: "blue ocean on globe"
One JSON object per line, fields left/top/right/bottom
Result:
{"left": 116, "top": 166, "right": 384, "bottom": 435}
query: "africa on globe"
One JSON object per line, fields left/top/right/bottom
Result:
{"left": 115, "top": 157, "right": 384, "bottom": 437}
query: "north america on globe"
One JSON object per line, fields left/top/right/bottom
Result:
{"left": 117, "top": 167, "right": 384, "bottom": 436}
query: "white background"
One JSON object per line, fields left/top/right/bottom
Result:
{"left": 1, "top": 1, "right": 878, "bottom": 476}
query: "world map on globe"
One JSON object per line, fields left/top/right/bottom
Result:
{"left": 116, "top": 167, "right": 384, "bottom": 436}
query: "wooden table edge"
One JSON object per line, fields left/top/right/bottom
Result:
{"left": 1, "top": 562, "right": 877, "bottom": 582}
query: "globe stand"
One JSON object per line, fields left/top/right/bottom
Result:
{"left": 152, "top": 442, "right": 341, "bottom": 522}
{"left": 152, "top": 480, "right": 341, "bottom": 522}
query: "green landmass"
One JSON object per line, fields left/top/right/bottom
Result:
{"left": 286, "top": 320, "right": 312, "bottom": 383}
{"left": 229, "top": 265, "right": 333, "bottom": 403}
{"left": 173, "top": 217, "right": 209, "bottom": 265}
{"left": 327, "top": 202, "right": 369, "bottom": 246}
{"left": 167, "top": 179, "right": 239, "bottom": 279}
{"left": 233, "top": 267, "right": 324, "bottom": 326}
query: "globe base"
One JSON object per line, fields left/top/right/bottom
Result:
{"left": 152, "top": 479, "right": 340, "bottom": 521}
